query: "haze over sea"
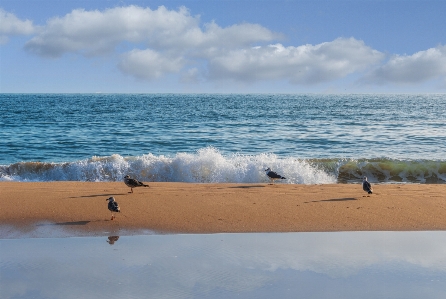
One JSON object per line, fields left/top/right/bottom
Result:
{"left": 1, "top": 94, "right": 445, "bottom": 184}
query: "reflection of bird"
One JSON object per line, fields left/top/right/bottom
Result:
{"left": 106, "top": 197, "right": 120, "bottom": 220}
{"left": 265, "top": 168, "right": 286, "bottom": 184}
{"left": 362, "top": 176, "right": 373, "bottom": 194}
{"left": 107, "top": 236, "right": 120, "bottom": 245}
{"left": 124, "top": 175, "right": 149, "bottom": 193}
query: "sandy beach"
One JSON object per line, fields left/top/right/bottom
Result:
{"left": 1, "top": 182, "right": 445, "bottom": 237}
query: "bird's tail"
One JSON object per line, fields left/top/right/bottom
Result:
{"left": 281, "top": 176, "right": 286, "bottom": 179}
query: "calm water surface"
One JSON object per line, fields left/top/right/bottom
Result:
{"left": 1, "top": 232, "right": 446, "bottom": 299}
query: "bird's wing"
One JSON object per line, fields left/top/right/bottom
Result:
{"left": 135, "top": 179, "right": 145, "bottom": 186}
{"left": 267, "top": 171, "right": 283, "bottom": 179}
{"left": 127, "top": 178, "right": 143, "bottom": 186}
{"left": 363, "top": 181, "right": 372, "bottom": 191}
{"left": 109, "top": 201, "right": 120, "bottom": 212}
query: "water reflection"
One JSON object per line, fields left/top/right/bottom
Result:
{"left": 107, "top": 236, "right": 119, "bottom": 245}
{"left": 1, "top": 232, "right": 446, "bottom": 299}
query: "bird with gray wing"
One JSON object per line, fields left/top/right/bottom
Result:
{"left": 265, "top": 168, "right": 286, "bottom": 184}
{"left": 124, "top": 175, "right": 149, "bottom": 193}
{"left": 106, "top": 196, "right": 120, "bottom": 220}
{"left": 362, "top": 176, "right": 373, "bottom": 195}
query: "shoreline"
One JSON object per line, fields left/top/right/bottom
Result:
{"left": 1, "top": 182, "right": 445, "bottom": 238}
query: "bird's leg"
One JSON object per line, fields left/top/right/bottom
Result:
{"left": 111, "top": 213, "right": 114, "bottom": 220}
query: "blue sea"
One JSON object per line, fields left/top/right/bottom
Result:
{"left": 1, "top": 93, "right": 445, "bottom": 183}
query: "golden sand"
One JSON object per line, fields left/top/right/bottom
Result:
{"left": 1, "top": 182, "right": 445, "bottom": 237}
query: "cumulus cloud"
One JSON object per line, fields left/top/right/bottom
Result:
{"left": 15, "top": 4, "right": 446, "bottom": 89}
{"left": 207, "top": 38, "right": 384, "bottom": 84}
{"left": 119, "top": 49, "right": 184, "bottom": 79}
{"left": 363, "top": 45, "right": 446, "bottom": 85}
{"left": 22, "top": 5, "right": 281, "bottom": 79}
{"left": 24, "top": 5, "right": 198, "bottom": 57}
{"left": 0, "top": 9, "right": 35, "bottom": 44}
{"left": 23, "top": 5, "right": 278, "bottom": 58}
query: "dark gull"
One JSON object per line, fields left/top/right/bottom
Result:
{"left": 106, "top": 196, "right": 120, "bottom": 220}
{"left": 265, "top": 168, "right": 286, "bottom": 184}
{"left": 124, "top": 175, "right": 149, "bottom": 193}
{"left": 362, "top": 176, "right": 373, "bottom": 195}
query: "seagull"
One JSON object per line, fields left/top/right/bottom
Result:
{"left": 265, "top": 168, "right": 286, "bottom": 184}
{"left": 106, "top": 196, "right": 120, "bottom": 220}
{"left": 362, "top": 176, "right": 373, "bottom": 195}
{"left": 124, "top": 175, "right": 149, "bottom": 193}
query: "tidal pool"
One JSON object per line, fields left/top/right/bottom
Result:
{"left": 1, "top": 232, "right": 446, "bottom": 299}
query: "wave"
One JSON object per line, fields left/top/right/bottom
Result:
{"left": 1, "top": 147, "right": 445, "bottom": 184}
{"left": 309, "top": 158, "right": 446, "bottom": 184}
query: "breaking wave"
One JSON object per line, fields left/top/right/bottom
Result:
{"left": 309, "top": 158, "right": 446, "bottom": 184}
{"left": 1, "top": 147, "right": 445, "bottom": 184}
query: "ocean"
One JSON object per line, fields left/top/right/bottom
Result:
{"left": 1, "top": 93, "right": 445, "bottom": 183}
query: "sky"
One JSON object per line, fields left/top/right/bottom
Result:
{"left": 1, "top": 0, "right": 446, "bottom": 93}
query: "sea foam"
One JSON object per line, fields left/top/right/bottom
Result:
{"left": 0, "top": 147, "right": 335, "bottom": 184}
{"left": 1, "top": 147, "right": 445, "bottom": 184}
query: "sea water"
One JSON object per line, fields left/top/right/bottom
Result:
{"left": 1, "top": 94, "right": 445, "bottom": 183}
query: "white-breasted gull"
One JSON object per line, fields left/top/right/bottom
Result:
{"left": 106, "top": 196, "right": 120, "bottom": 220}
{"left": 362, "top": 176, "right": 373, "bottom": 195}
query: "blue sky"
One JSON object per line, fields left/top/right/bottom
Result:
{"left": 1, "top": 0, "right": 446, "bottom": 93}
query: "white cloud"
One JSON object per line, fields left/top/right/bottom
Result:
{"left": 207, "top": 38, "right": 384, "bottom": 84}
{"left": 0, "top": 9, "right": 35, "bottom": 44}
{"left": 119, "top": 49, "right": 184, "bottom": 79}
{"left": 22, "top": 5, "right": 280, "bottom": 81}
{"left": 180, "top": 67, "right": 201, "bottom": 83}
{"left": 363, "top": 45, "right": 446, "bottom": 85}
{"left": 24, "top": 5, "right": 199, "bottom": 57}
{"left": 198, "top": 21, "right": 280, "bottom": 50}
{"left": 15, "top": 5, "right": 446, "bottom": 89}
{"left": 23, "top": 5, "right": 278, "bottom": 58}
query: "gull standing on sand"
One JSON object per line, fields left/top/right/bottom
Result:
{"left": 264, "top": 168, "right": 286, "bottom": 184}
{"left": 106, "top": 196, "right": 120, "bottom": 220}
{"left": 362, "top": 176, "right": 373, "bottom": 195}
{"left": 124, "top": 175, "right": 149, "bottom": 193}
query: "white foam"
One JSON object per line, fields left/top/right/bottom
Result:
{"left": 0, "top": 147, "right": 336, "bottom": 184}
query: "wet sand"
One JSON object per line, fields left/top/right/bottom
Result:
{"left": 1, "top": 182, "right": 445, "bottom": 237}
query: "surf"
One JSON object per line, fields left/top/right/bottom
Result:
{"left": 1, "top": 147, "right": 445, "bottom": 184}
